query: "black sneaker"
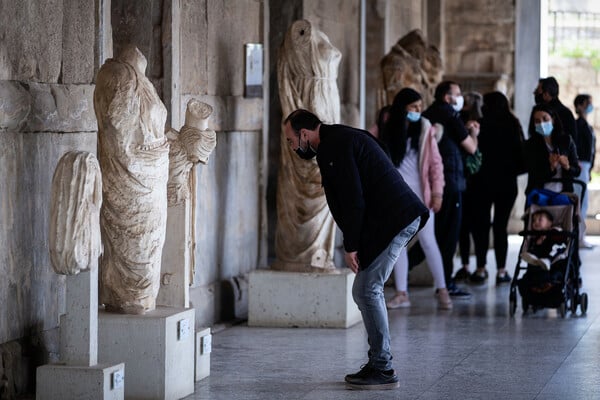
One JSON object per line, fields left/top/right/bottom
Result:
{"left": 344, "top": 364, "right": 372, "bottom": 382}
{"left": 345, "top": 367, "right": 399, "bottom": 390}
{"left": 469, "top": 270, "right": 488, "bottom": 285}
{"left": 496, "top": 273, "right": 512, "bottom": 285}
{"left": 453, "top": 268, "right": 470, "bottom": 282}
{"left": 447, "top": 282, "right": 472, "bottom": 298}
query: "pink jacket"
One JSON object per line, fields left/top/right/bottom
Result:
{"left": 418, "top": 117, "right": 444, "bottom": 209}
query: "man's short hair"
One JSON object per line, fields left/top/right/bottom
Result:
{"left": 540, "top": 77, "right": 559, "bottom": 98}
{"left": 284, "top": 109, "right": 322, "bottom": 134}
{"left": 434, "top": 80, "right": 459, "bottom": 102}
{"left": 574, "top": 94, "right": 591, "bottom": 108}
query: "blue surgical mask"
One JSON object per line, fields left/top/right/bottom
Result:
{"left": 406, "top": 111, "right": 421, "bottom": 122}
{"left": 535, "top": 121, "right": 553, "bottom": 137}
{"left": 586, "top": 104, "right": 594, "bottom": 114}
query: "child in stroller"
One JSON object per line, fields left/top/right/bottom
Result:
{"left": 520, "top": 209, "right": 568, "bottom": 272}
{"left": 509, "top": 187, "right": 589, "bottom": 317}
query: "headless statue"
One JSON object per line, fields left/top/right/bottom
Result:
{"left": 94, "top": 45, "right": 216, "bottom": 314}
{"left": 274, "top": 20, "right": 341, "bottom": 272}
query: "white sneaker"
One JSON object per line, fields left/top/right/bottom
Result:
{"left": 580, "top": 240, "right": 595, "bottom": 249}
{"left": 386, "top": 292, "right": 411, "bottom": 309}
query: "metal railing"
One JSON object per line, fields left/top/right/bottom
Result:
{"left": 549, "top": 10, "right": 600, "bottom": 52}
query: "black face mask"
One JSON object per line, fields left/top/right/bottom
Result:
{"left": 294, "top": 135, "right": 317, "bottom": 160}
{"left": 534, "top": 92, "right": 544, "bottom": 105}
{"left": 295, "top": 144, "right": 317, "bottom": 160}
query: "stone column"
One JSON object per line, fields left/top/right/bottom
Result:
{"left": 158, "top": 0, "right": 191, "bottom": 309}
{"left": 60, "top": 268, "right": 98, "bottom": 366}
{"left": 515, "top": 0, "right": 545, "bottom": 132}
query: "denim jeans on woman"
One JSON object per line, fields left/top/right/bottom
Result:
{"left": 352, "top": 216, "right": 421, "bottom": 371}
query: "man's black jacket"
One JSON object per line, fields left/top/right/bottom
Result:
{"left": 316, "top": 124, "right": 429, "bottom": 270}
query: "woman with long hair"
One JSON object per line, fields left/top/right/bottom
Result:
{"left": 380, "top": 88, "right": 452, "bottom": 310}
{"left": 523, "top": 103, "right": 581, "bottom": 196}
{"left": 467, "top": 92, "right": 526, "bottom": 285}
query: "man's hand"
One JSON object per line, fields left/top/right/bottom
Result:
{"left": 345, "top": 251, "right": 360, "bottom": 273}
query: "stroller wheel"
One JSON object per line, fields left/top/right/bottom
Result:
{"left": 509, "top": 291, "right": 517, "bottom": 317}
{"left": 580, "top": 293, "right": 589, "bottom": 314}
{"left": 558, "top": 302, "right": 566, "bottom": 318}
{"left": 509, "top": 298, "right": 516, "bottom": 317}
{"left": 569, "top": 292, "right": 578, "bottom": 315}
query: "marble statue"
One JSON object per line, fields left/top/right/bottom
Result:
{"left": 94, "top": 45, "right": 215, "bottom": 314}
{"left": 380, "top": 29, "right": 443, "bottom": 108}
{"left": 49, "top": 151, "right": 102, "bottom": 275}
{"left": 167, "top": 99, "right": 216, "bottom": 206}
{"left": 274, "top": 19, "right": 341, "bottom": 273}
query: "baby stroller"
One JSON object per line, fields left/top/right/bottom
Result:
{"left": 509, "top": 179, "right": 589, "bottom": 317}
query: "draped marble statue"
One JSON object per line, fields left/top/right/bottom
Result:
{"left": 274, "top": 19, "right": 341, "bottom": 272}
{"left": 49, "top": 151, "right": 102, "bottom": 275}
{"left": 167, "top": 99, "right": 216, "bottom": 206}
{"left": 94, "top": 45, "right": 215, "bottom": 314}
{"left": 380, "top": 29, "right": 443, "bottom": 108}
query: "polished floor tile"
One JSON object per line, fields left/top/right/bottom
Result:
{"left": 186, "top": 236, "right": 600, "bottom": 400}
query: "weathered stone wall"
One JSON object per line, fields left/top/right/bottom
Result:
{"left": 443, "top": 0, "right": 515, "bottom": 96}
{"left": 304, "top": 0, "right": 361, "bottom": 126}
{"left": 365, "top": 0, "right": 425, "bottom": 129}
{"left": 0, "top": 0, "right": 98, "bottom": 364}
{"left": 0, "top": 1, "right": 103, "bottom": 396}
{"left": 179, "top": 0, "right": 265, "bottom": 326}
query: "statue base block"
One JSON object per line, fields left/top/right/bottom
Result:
{"left": 195, "top": 327, "right": 211, "bottom": 381}
{"left": 248, "top": 269, "right": 361, "bottom": 328}
{"left": 36, "top": 363, "right": 125, "bottom": 400}
{"left": 98, "top": 307, "right": 195, "bottom": 400}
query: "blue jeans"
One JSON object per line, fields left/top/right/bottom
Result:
{"left": 576, "top": 161, "right": 591, "bottom": 239}
{"left": 352, "top": 216, "right": 421, "bottom": 371}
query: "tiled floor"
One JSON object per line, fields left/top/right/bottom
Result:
{"left": 187, "top": 236, "right": 600, "bottom": 400}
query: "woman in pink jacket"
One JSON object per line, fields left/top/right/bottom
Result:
{"left": 380, "top": 88, "right": 452, "bottom": 310}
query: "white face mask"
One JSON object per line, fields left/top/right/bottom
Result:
{"left": 452, "top": 95, "right": 464, "bottom": 112}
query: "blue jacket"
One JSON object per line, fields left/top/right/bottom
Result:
{"left": 317, "top": 124, "right": 429, "bottom": 269}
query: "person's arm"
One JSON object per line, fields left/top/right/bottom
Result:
{"left": 450, "top": 114, "right": 478, "bottom": 154}
{"left": 428, "top": 125, "right": 444, "bottom": 212}
{"left": 558, "top": 136, "right": 581, "bottom": 177}
{"left": 460, "top": 134, "right": 478, "bottom": 154}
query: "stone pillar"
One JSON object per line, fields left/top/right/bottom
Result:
{"left": 365, "top": 0, "right": 387, "bottom": 128}
{"left": 426, "top": 0, "right": 444, "bottom": 57}
{"left": 60, "top": 269, "right": 98, "bottom": 366}
{"left": 94, "top": 0, "right": 113, "bottom": 77}
{"left": 515, "top": 0, "right": 545, "bottom": 132}
{"left": 157, "top": 0, "right": 190, "bottom": 309}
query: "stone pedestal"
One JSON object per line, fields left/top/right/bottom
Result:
{"left": 248, "top": 269, "right": 361, "bottom": 328}
{"left": 98, "top": 307, "right": 195, "bottom": 400}
{"left": 61, "top": 271, "right": 98, "bottom": 366}
{"left": 195, "top": 327, "right": 211, "bottom": 381}
{"left": 36, "top": 363, "right": 124, "bottom": 400}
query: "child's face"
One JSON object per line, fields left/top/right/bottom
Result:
{"left": 532, "top": 213, "right": 552, "bottom": 230}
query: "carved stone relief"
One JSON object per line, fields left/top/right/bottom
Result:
{"left": 380, "top": 29, "right": 443, "bottom": 108}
